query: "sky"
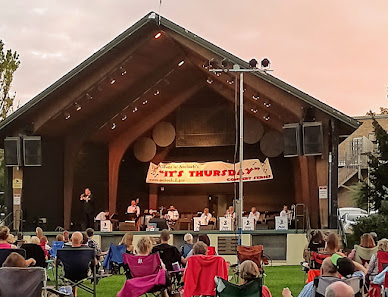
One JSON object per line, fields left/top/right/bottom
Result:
{"left": 0, "top": 0, "right": 387, "bottom": 117}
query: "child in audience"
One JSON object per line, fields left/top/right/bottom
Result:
{"left": 3, "top": 252, "right": 36, "bottom": 267}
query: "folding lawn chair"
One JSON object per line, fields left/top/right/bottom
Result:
{"left": 231, "top": 245, "right": 267, "bottom": 283}
{"left": 0, "top": 248, "right": 26, "bottom": 266}
{"left": 0, "top": 266, "right": 69, "bottom": 297}
{"left": 102, "top": 243, "right": 127, "bottom": 274}
{"left": 369, "top": 251, "right": 388, "bottom": 297}
{"left": 21, "top": 243, "right": 47, "bottom": 268}
{"left": 313, "top": 275, "right": 364, "bottom": 297}
{"left": 215, "top": 276, "right": 263, "bottom": 297}
{"left": 50, "top": 241, "right": 65, "bottom": 258}
{"left": 56, "top": 248, "right": 97, "bottom": 297}
{"left": 117, "top": 253, "right": 169, "bottom": 297}
{"left": 354, "top": 245, "right": 378, "bottom": 266}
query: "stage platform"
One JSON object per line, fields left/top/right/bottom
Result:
{"left": 23, "top": 229, "right": 309, "bottom": 265}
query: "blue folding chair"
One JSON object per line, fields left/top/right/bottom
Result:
{"left": 103, "top": 243, "right": 127, "bottom": 274}
{"left": 50, "top": 241, "right": 65, "bottom": 258}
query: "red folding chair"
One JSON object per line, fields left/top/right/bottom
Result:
{"left": 369, "top": 251, "right": 388, "bottom": 297}
{"left": 306, "top": 252, "right": 331, "bottom": 283}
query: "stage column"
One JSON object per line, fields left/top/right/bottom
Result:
{"left": 12, "top": 167, "right": 23, "bottom": 232}
{"left": 149, "top": 184, "right": 158, "bottom": 210}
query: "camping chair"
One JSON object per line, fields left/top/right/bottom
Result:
{"left": 313, "top": 275, "right": 364, "bottom": 297}
{"left": 56, "top": 248, "right": 97, "bottom": 297}
{"left": 0, "top": 266, "right": 69, "bottom": 297}
{"left": 50, "top": 241, "right": 65, "bottom": 258}
{"left": 354, "top": 245, "right": 378, "bottom": 265}
{"left": 231, "top": 245, "right": 267, "bottom": 282}
{"left": 305, "top": 252, "right": 331, "bottom": 283}
{"left": 369, "top": 251, "right": 388, "bottom": 297}
{"left": 117, "top": 253, "right": 169, "bottom": 297}
{"left": 215, "top": 276, "right": 263, "bottom": 297}
{"left": 0, "top": 248, "right": 26, "bottom": 266}
{"left": 21, "top": 243, "right": 47, "bottom": 268}
{"left": 102, "top": 243, "right": 127, "bottom": 274}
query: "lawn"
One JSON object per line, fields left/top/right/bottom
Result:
{"left": 73, "top": 266, "right": 306, "bottom": 297}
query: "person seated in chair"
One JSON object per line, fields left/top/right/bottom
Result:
{"left": 69, "top": 232, "right": 85, "bottom": 248}
{"left": 325, "top": 282, "right": 355, "bottom": 297}
{"left": 248, "top": 207, "right": 261, "bottom": 224}
{"left": 0, "top": 226, "right": 13, "bottom": 249}
{"left": 3, "top": 252, "right": 36, "bottom": 267}
{"left": 151, "top": 229, "right": 182, "bottom": 271}
{"left": 127, "top": 200, "right": 140, "bottom": 217}
{"left": 240, "top": 260, "right": 272, "bottom": 297}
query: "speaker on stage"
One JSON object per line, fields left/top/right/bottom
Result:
{"left": 23, "top": 136, "right": 42, "bottom": 166}
{"left": 283, "top": 124, "right": 301, "bottom": 157}
{"left": 303, "top": 122, "right": 323, "bottom": 156}
{"left": 4, "top": 137, "right": 22, "bottom": 167}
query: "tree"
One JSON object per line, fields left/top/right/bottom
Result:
{"left": 0, "top": 40, "right": 20, "bottom": 121}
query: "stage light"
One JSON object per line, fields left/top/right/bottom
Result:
{"left": 249, "top": 58, "right": 258, "bottom": 68}
{"left": 263, "top": 114, "right": 270, "bottom": 121}
{"left": 64, "top": 112, "right": 71, "bottom": 120}
{"left": 209, "top": 58, "right": 217, "bottom": 68}
{"left": 154, "top": 32, "right": 162, "bottom": 39}
{"left": 75, "top": 102, "right": 81, "bottom": 111}
{"left": 261, "top": 58, "right": 270, "bottom": 68}
{"left": 264, "top": 101, "right": 271, "bottom": 108}
{"left": 216, "top": 72, "right": 221, "bottom": 77}
{"left": 120, "top": 66, "right": 127, "bottom": 76}
{"left": 226, "top": 77, "right": 234, "bottom": 85}
{"left": 154, "top": 90, "right": 160, "bottom": 96}
{"left": 110, "top": 77, "right": 116, "bottom": 85}
{"left": 252, "top": 94, "right": 260, "bottom": 100}
{"left": 142, "top": 100, "right": 148, "bottom": 105}
{"left": 133, "top": 107, "right": 138, "bottom": 113}
{"left": 206, "top": 77, "right": 213, "bottom": 84}
{"left": 121, "top": 114, "right": 127, "bottom": 121}
{"left": 178, "top": 60, "right": 185, "bottom": 67}
{"left": 86, "top": 93, "right": 93, "bottom": 100}
{"left": 111, "top": 123, "right": 116, "bottom": 130}
{"left": 250, "top": 108, "right": 258, "bottom": 114}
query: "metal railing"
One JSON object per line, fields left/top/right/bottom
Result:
{"left": 0, "top": 210, "right": 23, "bottom": 233}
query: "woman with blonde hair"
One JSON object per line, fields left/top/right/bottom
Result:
{"left": 35, "top": 227, "right": 44, "bottom": 240}
{"left": 367, "top": 238, "right": 388, "bottom": 282}
{"left": 119, "top": 232, "right": 134, "bottom": 254}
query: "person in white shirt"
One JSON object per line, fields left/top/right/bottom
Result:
{"left": 95, "top": 210, "right": 109, "bottom": 222}
{"left": 280, "top": 205, "right": 292, "bottom": 223}
{"left": 166, "top": 205, "right": 179, "bottom": 229}
{"left": 200, "top": 208, "right": 212, "bottom": 225}
{"left": 225, "top": 206, "right": 236, "bottom": 221}
{"left": 248, "top": 207, "right": 261, "bottom": 223}
{"left": 127, "top": 200, "right": 140, "bottom": 217}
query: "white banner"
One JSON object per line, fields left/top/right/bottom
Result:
{"left": 146, "top": 159, "right": 273, "bottom": 184}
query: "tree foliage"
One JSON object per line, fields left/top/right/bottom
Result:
{"left": 0, "top": 40, "right": 20, "bottom": 121}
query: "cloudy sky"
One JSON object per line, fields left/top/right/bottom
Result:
{"left": 1, "top": 0, "right": 387, "bottom": 116}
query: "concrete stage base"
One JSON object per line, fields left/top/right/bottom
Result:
{"left": 23, "top": 230, "right": 308, "bottom": 266}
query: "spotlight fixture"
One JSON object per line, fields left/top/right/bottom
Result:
{"left": 111, "top": 123, "right": 116, "bottom": 130}
{"left": 86, "top": 93, "right": 93, "bottom": 100}
{"left": 154, "top": 32, "right": 162, "bottom": 39}
{"left": 263, "top": 114, "right": 270, "bottom": 121}
{"left": 133, "top": 107, "right": 138, "bottom": 113}
{"left": 202, "top": 61, "right": 209, "bottom": 69}
{"left": 216, "top": 72, "right": 221, "bottom": 77}
{"left": 154, "top": 90, "right": 160, "bottom": 96}
{"left": 142, "top": 100, "right": 148, "bottom": 105}
{"left": 226, "top": 77, "right": 234, "bottom": 85}
{"left": 120, "top": 66, "right": 127, "bottom": 76}
{"left": 263, "top": 101, "right": 271, "bottom": 108}
{"left": 261, "top": 58, "right": 271, "bottom": 68}
{"left": 75, "top": 102, "right": 82, "bottom": 111}
{"left": 209, "top": 58, "right": 218, "bottom": 68}
{"left": 252, "top": 94, "right": 260, "bottom": 100}
{"left": 250, "top": 108, "right": 258, "bottom": 114}
{"left": 64, "top": 112, "right": 71, "bottom": 120}
{"left": 110, "top": 77, "right": 116, "bottom": 85}
{"left": 206, "top": 77, "right": 213, "bottom": 84}
{"left": 178, "top": 60, "right": 185, "bottom": 67}
{"left": 249, "top": 58, "right": 258, "bottom": 68}
{"left": 121, "top": 114, "right": 127, "bottom": 121}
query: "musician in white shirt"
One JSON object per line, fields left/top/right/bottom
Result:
{"left": 95, "top": 210, "right": 109, "bottom": 222}
{"left": 280, "top": 205, "right": 292, "bottom": 223}
{"left": 225, "top": 206, "right": 236, "bottom": 221}
{"left": 166, "top": 205, "right": 179, "bottom": 229}
{"left": 200, "top": 208, "right": 212, "bottom": 225}
{"left": 127, "top": 200, "right": 140, "bottom": 217}
{"left": 248, "top": 207, "right": 261, "bottom": 223}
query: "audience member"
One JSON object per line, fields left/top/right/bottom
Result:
{"left": 192, "top": 241, "right": 207, "bottom": 255}
{"left": 180, "top": 233, "right": 193, "bottom": 258}
{"left": 86, "top": 228, "right": 103, "bottom": 258}
{"left": 56, "top": 234, "right": 64, "bottom": 242}
{"left": 308, "top": 230, "right": 325, "bottom": 252}
{"left": 137, "top": 236, "right": 153, "bottom": 256}
{"left": 2, "top": 252, "right": 36, "bottom": 267}
{"left": 240, "top": 260, "right": 272, "bottom": 297}
{"left": 63, "top": 230, "right": 70, "bottom": 243}
{"left": 6, "top": 233, "right": 17, "bottom": 248}
{"left": 366, "top": 238, "right": 388, "bottom": 282}
{"left": 325, "top": 282, "right": 354, "bottom": 297}
{"left": 70, "top": 232, "right": 84, "bottom": 248}
{"left": 324, "top": 233, "right": 340, "bottom": 254}
{"left": 40, "top": 236, "right": 50, "bottom": 258}
{"left": 151, "top": 229, "right": 182, "bottom": 271}
{"left": 30, "top": 236, "right": 41, "bottom": 245}
{"left": 119, "top": 232, "right": 134, "bottom": 254}
{"left": 348, "top": 233, "right": 376, "bottom": 260}
{"left": 0, "top": 226, "right": 12, "bottom": 249}
{"left": 35, "top": 227, "right": 44, "bottom": 240}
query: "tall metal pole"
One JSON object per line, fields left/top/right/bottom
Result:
{"left": 238, "top": 72, "right": 244, "bottom": 245}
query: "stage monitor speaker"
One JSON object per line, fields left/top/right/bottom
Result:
{"left": 23, "top": 136, "right": 42, "bottom": 166}
{"left": 303, "top": 122, "right": 323, "bottom": 156}
{"left": 4, "top": 137, "right": 21, "bottom": 167}
{"left": 283, "top": 124, "right": 301, "bottom": 157}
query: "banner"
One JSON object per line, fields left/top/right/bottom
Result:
{"left": 146, "top": 158, "right": 273, "bottom": 184}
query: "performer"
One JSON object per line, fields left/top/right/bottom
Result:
{"left": 95, "top": 210, "right": 109, "bottom": 222}
{"left": 80, "top": 188, "right": 94, "bottom": 228}
{"left": 280, "top": 205, "right": 292, "bottom": 223}
{"left": 166, "top": 205, "right": 179, "bottom": 229}
{"left": 126, "top": 200, "right": 140, "bottom": 217}
{"left": 225, "top": 206, "right": 236, "bottom": 221}
{"left": 248, "top": 207, "right": 261, "bottom": 223}
{"left": 200, "top": 208, "right": 212, "bottom": 225}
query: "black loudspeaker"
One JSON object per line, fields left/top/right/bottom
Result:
{"left": 283, "top": 124, "right": 301, "bottom": 157}
{"left": 23, "top": 136, "right": 42, "bottom": 166}
{"left": 4, "top": 137, "right": 21, "bottom": 167}
{"left": 303, "top": 122, "right": 323, "bottom": 156}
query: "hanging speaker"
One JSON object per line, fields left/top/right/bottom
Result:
{"left": 152, "top": 122, "right": 176, "bottom": 147}
{"left": 303, "top": 122, "right": 323, "bottom": 156}
{"left": 133, "top": 137, "right": 157, "bottom": 162}
{"left": 23, "top": 136, "right": 42, "bottom": 166}
{"left": 244, "top": 115, "right": 265, "bottom": 144}
{"left": 260, "top": 131, "right": 284, "bottom": 158}
{"left": 283, "top": 124, "right": 301, "bottom": 157}
{"left": 4, "top": 137, "right": 21, "bottom": 167}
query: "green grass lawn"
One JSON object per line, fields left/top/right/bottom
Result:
{"left": 70, "top": 266, "right": 306, "bottom": 297}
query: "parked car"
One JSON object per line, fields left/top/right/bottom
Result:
{"left": 338, "top": 207, "right": 369, "bottom": 233}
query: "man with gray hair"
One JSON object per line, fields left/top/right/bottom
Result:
{"left": 325, "top": 282, "right": 354, "bottom": 297}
